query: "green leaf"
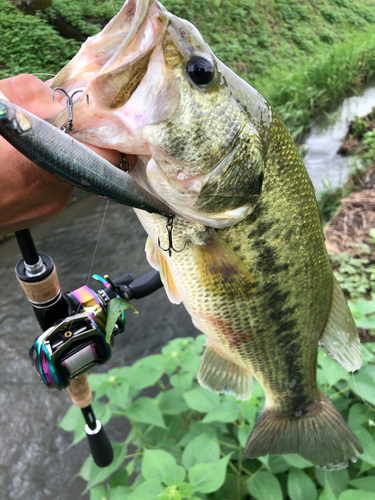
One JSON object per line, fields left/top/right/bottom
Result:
{"left": 142, "top": 449, "right": 176, "bottom": 482}
{"left": 188, "top": 454, "right": 232, "bottom": 494}
{"left": 88, "top": 373, "right": 112, "bottom": 391}
{"left": 183, "top": 387, "right": 220, "bottom": 412}
{"left": 179, "top": 482, "right": 196, "bottom": 497}
{"left": 170, "top": 372, "right": 194, "bottom": 391}
{"left": 109, "top": 468, "right": 129, "bottom": 488}
{"left": 128, "top": 480, "right": 164, "bottom": 499}
{"left": 349, "top": 477, "right": 375, "bottom": 491}
{"left": 125, "top": 397, "right": 166, "bottom": 428}
{"left": 202, "top": 398, "right": 239, "bottom": 423}
{"left": 349, "top": 366, "right": 375, "bottom": 406}
{"left": 247, "top": 471, "right": 283, "bottom": 500}
{"left": 319, "top": 480, "right": 336, "bottom": 500}
{"left": 163, "top": 464, "right": 186, "bottom": 487}
{"left": 59, "top": 404, "right": 84, "bottom": 432}
{"left": 106, "top": 297, "right": 130, "bottom": 343}
{"left": 339, "top": 491, "right": 375, "bottom": 500}
{"left": 79, "top": 443, "right": 128, "bottom": 494}
{"left": 90, "top": 485, "right": 107, "bottom": 500}
{"left": 237, "top": 425, "right": 252, "bottom": 449}
{"left": 288, "top": 469, "right": 317, "bottom": 500}
{"left": 315, "top": 468, "right": 349, "bottom": 497}
{"left": 159, "top": 389, "right": 190, "bottom": 415}
{"left": 239, "top": 400, "right": 258, "bottom": 426}
{"left": 108, "top": 486, "right": 128, "bottom": 500}
{"left": 318, "top": 353, "right": 349, "bottom": 386}
{"left": 283, "top": 454, "right": 313, "bottom": 469}
{"left": 130, "top": 357, "right": 165, "bottom": 390}
{"left": 182, "top": 433, "right": 220, "bottom": 470}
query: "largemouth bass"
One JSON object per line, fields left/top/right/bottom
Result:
{"left": 50, "top": 0, "right": 363, "bottom": 469}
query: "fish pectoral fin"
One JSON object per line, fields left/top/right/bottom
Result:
{"left": 194, "top": 229, "right": 254, "bottom": 298}
{"left": 243, "top": 391, "right": 363, "bottom": 470}
{"left": 198, "top": 341, "right": 253, "bottom": 400}
{"left": 145, "top": 236, "right": 182, "bottom": 305}
{"left": 319, "top": 275, "right": 362, "bottom": 372}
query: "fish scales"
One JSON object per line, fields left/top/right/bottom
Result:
{"left": 49, "top": 0, "right": 363, "bottom": 469}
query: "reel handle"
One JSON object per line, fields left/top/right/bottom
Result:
{"left": 68, "top": 374, "right": 114, "bottom": 468}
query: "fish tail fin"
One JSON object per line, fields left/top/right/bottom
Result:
{"left": 243, "top": 391, "right": 363, "bottom": 470}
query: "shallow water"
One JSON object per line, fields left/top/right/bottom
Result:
{"left": 303, "top": 84, "right": 375, "bottom": 192}
{"left": 0, "top": 196, "right": 197, "bottom": 499}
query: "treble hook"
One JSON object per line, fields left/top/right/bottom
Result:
{"left": 158, "top": 216, "right": 186, "bottom": 257}
{"left": 52, "top": 88, "right": 89, "bottom": 133}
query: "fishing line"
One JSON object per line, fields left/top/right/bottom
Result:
{"left": 351, "top": 371, "right": 375, "bottom": 413}
{"left": 110, "top": 0, "right": 115, "bottom": 15}
{"left": 86, "top": 199, "right": 110, "bottom": 286}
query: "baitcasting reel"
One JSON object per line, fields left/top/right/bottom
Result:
{"left": 27, "top": 271, "right": 162, "bottom": 390}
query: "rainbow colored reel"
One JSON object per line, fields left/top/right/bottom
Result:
{"left": 29, "top": 280, "right": 124, "bottom": 390}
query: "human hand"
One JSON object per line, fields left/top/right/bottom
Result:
{"left": 0, "top": 74, "right": 127, "bottom": 235}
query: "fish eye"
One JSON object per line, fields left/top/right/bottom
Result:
{"left": 186, "top": 56, "right": 215, "bottom": 86}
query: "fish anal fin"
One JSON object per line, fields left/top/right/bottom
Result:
{"left": 319, "top": 275, "right": 362, "bottom": 372}
{"left": 145, "top": 236, "right": 159, "bottom": 271}
{"left": 145, "top": 237, "right": 181, "bottom": 305}
{"left": 194, "top": 230, "right": 254, "bottom": 299}
{"left": 243, "top": 391, "right": 363, "bottom": 470}
{"left": 198, "top": 341, "right": 253, "bottom": 400}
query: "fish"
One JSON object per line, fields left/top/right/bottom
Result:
{"left": 49, "top": 0, "right": 363, "bottom": 470}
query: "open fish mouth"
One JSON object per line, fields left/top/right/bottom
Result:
{"left": 50, "top": 0, "right": 169, "bottom": 154}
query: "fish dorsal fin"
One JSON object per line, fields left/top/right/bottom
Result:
{"left": 193, "top": 229, "right": 254, "bottom": 299}
{"left": 319, "top": 275, "right": 362, "bottom": 372}
{"left": 198, "top": 340, "right": 253, "bottom": 400}
{"left": 145, "top": 236, "right": 181, "bottom": 305}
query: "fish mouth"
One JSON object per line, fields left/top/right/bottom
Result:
{"left": 50, "top": 0, "right": 171, "bottom": 208}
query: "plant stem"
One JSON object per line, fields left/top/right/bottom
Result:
{"left": 218, "top": 439, "right": 240, "bottom": 450}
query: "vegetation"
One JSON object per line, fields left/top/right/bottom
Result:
{"left": 60, "top": 330, "right": 375, "bottom": 500}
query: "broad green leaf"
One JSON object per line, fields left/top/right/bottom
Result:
{"left": 319, "top": 480, "right": 336, "bottom": 500}
{"left": 268, "top": 456, "right": 291, "bottom": 474}
{"left": 88, "top": 373, "right": 113, "bottom": 391}
{"left": 202, "top": 397, "right": 239, "bottom": 423}
{"left": 125, "top": 397, "right": 166, "bottom": 428}
{"left": 239, "top": 400, "right": 257, "bottom": 426}
{"left": 159, "top": 485, "right": 182, "bottom": 500}
{"left": 59, "top": 404, "right": 84, "bottom": 432}
{"left": 107, "top": 384, "right": 129, "bottom": 407}
{"left": 109, "top": 468, "right": 129, "bottom": 488}
{"left": 79, "top": 443, "right": 128, "bottom": 494}
{"left": 283, "top": 454, "right": 313, "bottom": 469}
{"left": 349, "top": 477, "right": 375, "bottom": 491}
{"left": 128, "top": 480, "right": 164, "bottom": 499}
{"left": 247, "top": 471, "right": 283, "bottom": 500}
{"left": 352, "top": 427, "right": 375, "bottom": 466}
{"left": 90, "top": 485, "right": 107, "bottom": 500}
{"left": 109, "top": 486, "right": 129, "bottom": 499}
{"left": 318, "top": 353, "right": 348, "bottom": 386}
{"left": 159, "top": 388, "right": 190, "bottom": 415}
{"left": 179, "top": 482, "right": 196, "bottom": 497}
{"left": 163, "top": 464, "right": 186, "bottom": 487}
{"left": 142, "top": 449, "right": 176, "bottom": 482}
{"left": 348, "top": 403, "right": 371, "bottom": 430}
{"left": 129, "top": 362, "right": 164, "bottom": 391}
{"left": 349, "top": 367, "right": 375, "bottom": 406}
{"left": 183, "top": 386, "right": 220, "bottom": 412}
{"left": 182, "top": 433, "right": 220, "bottom": 470}
{"left": 188, "top": 454, "right": 232, "bottom": 494}
{"left": 237, "top": 424, "right": 252, "bottom": 448}
{"left": 315, "top": 468, "right": 349, "bottom": 498}
{"left": 170, "top": 372, "right": 194, "bottom": 391}
{"left": 339, "top": 491, "right": 375, "bottom": 500}
{"left": 106, "top": 297, "right": 130, "bottom": 343}
{"left": 288, "top": 469, "right": 317, "bottom": 500}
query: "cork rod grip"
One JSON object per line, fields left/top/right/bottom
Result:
{"left": 67, "top": 373, "right": 93, "bottom": 408}
{"left": 17, "top": 265, "right": 60, "bottom": 303}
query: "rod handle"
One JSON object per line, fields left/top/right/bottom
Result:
{"left": 85, "top": 420, "right": 114, "bottom": 468}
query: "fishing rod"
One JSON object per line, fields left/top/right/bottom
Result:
{"left": 15, "top": 227, "right": 163, "bottom": 468}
